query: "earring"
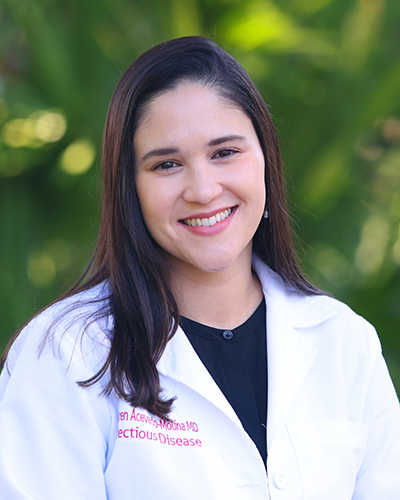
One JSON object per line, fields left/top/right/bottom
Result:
{"left": 263, "top": 208, "right": 269, "bottom": 219}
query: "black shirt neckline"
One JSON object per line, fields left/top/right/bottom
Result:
{"left": 180, "top": 298, "right": 265, "bottom": 342}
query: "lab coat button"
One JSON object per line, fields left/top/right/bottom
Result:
{"left": 273, "top": 472, "right": 287, "bottom": 490}
{"left": 222, "top": 330, "right": 233, "bottom": 340}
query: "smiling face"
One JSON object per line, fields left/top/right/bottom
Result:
{"left": 134, "top": 83, "right": 266, "bottom": 279}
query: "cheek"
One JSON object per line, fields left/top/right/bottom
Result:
{"left": 136, "top": 177, "right": 177, "bottom": 235}
{"left": 135, "top": 178, "right": 159, "bottom": 232}
{"left": 237, "top": 159, "right": 266, "bottom": 204}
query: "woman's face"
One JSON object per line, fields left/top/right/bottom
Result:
{"left": 134, "top": 83, "right": 266, "bottom": 277}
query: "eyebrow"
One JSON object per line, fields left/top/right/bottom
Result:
{"left": 140, "top": 135, "right": 246, "bottom": 162}
{"left": 207, "top": 135, "right": 246, "bottom": 147}
{"left": 141, "top": 147, "right": 179, "bottom": 162}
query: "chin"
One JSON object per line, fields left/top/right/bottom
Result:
{"left": 168, "top": 244, "right": 253, "bottom": 276}
{"left": 190, "top": 255, "right": 240, "bottom": 274}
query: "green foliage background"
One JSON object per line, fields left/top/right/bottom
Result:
{"left": 1, "top": 0, "right": 399, "bottom": 392}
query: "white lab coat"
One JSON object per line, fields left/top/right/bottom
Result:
{"left": 0, "top": 257, "right": 399, "bottom": 499}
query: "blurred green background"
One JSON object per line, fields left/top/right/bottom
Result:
{"left": 0, "top": 0, "right": 399, "bottom": 393}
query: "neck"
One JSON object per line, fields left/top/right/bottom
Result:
{"left": 170, "top": 258, "right": 263, "bottom": 330}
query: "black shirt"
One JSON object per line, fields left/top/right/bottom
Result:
{"left": 180, "top": 299, "right": 267, "bottom": 463}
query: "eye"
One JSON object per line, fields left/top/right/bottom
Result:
{"left": 152, "top": 160, "right": 179, "bottom": 171}
{"left": 212, "top": 148, "right": 239, "bottom": 159}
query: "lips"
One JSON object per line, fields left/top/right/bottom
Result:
{"left": 180, "top": 207, "right": 234, "bottom": 227}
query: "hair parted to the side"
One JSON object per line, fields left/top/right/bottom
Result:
{"left": 1, "top": 36, "right": 320, "bottom": 419}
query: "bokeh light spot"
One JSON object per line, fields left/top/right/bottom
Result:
{"left": 355, "top": 214, "right": 390, "bottom": 276}
{"left": 2, "top": 118, "right": 37, "bottom": 148}
{"left": 27, "top": 251, "right": 57, "bottom": 288}
{"left": 60, "top": 139, "right": 96, "bottom": 175}
{"left": 33, "top": 111, "right": 67, "bottom": 142}
{"left": 1, "top": 110, "right": 66, "bottom": 149}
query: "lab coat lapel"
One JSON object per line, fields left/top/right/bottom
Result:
{"left": 157, "top": 325, "right": 242, "bottom": 426}
{"left": 253, "top": 257, "right": 337, "bottom": 449}
{"left": 265, "top": 305, "right": 318, "bottom": 448}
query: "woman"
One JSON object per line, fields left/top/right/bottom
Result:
{"left": 0, "top": 36, "right": 399, "bottom": 499}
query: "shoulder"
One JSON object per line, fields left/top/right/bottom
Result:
{"left": 284, "top": 286, "right": 382, "bottom": 376}
{"left": 3, "top": 283, "right": 113, "bottom": 379}
{"left": 307, "top": 293, "right": 381, "bottom": 363}
{"left": 253, "top": 257, "right": 381, "bottom": 361}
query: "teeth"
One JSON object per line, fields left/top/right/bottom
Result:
{"left": 182, "top": 208, "right": 232, "bottom": 227}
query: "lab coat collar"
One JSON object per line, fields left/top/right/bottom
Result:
{"left": 157, "top": 258, "right": 338, "bottom": 449}
{"left": 252, "top": 255, "right": 336, "bottom": 329}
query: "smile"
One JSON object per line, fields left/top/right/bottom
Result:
{"left": 181, "top": 208, "right": 234, "bottom": 227}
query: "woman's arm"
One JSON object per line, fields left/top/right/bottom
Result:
{"left": 353, "top": 320, "right": 400, "bottom": 499}
{"left": 0, "top": 312, "right": 114, "bottom": 499}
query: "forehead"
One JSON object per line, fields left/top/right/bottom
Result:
{"left": 134, "top": 83, "right": 254, "bottom": 151}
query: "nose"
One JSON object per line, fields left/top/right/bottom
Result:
{"left": 182, "top": 162, "right": 223, "bottom": 204}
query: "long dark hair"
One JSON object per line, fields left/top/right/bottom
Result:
{"left": 2, "top": 36, "right": 320, "bottom": 419}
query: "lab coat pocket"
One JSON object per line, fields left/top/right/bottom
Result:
{"left": 287, "top": 421, "right": 368, "bottom": 500}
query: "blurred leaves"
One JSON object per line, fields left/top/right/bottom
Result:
{"left": 222, "top": 1, "right": 337, "bottom": 56}
{"left": 0, "top": 0, "right": 399, "bottom": 392}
